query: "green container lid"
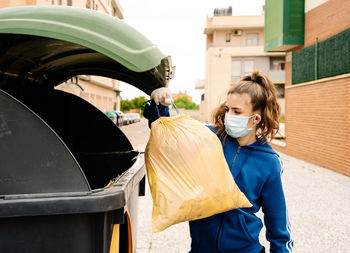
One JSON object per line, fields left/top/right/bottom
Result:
{"left": 0, "top": 6, "right": 175, "bottom": 94}
{"left": 105, "top": 111, "right": 116, "bottom": 118}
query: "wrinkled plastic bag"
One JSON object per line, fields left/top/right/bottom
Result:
{"left": 145, "top": 114, "right": 252, "bottom": 233}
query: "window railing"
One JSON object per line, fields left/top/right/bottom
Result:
{"left": 268, "top": 70, "right": 285, "bottom": 83}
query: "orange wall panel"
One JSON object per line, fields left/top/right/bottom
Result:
{"left": 304, "top": 0, "right": 350, "bottom": 47}
{"left": 283, "top": 75, "right": 350, "bottom": 176}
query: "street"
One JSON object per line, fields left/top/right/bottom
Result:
{"left": 120, "top": 118, "right": 350, "bottom": 253}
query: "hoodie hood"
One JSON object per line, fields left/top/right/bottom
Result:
{"left": 206, "top": 123, "right": 279, "bottom": 156}
{"left": 243, "top": 138, "right": 278, "bottom": 156}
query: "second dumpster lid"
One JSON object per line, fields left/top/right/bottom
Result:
{"left": 0, "top": 6, "right": 175, "bottom": 94}
{"left": 0, "top": 89, "right": 91, "bottom": 196}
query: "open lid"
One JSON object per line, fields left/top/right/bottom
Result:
{"left": 0, "top": 89, "right": 91, "bottom": 196}
{"left": 0, "top": 5, "right": 175, "bottom": 94}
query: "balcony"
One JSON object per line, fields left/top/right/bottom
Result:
{"left": 208, "top": 42, "right": 264, "bottom": 48}
{"left": 268, "top": 70, "right": 285, "bottom": 83}
{"left": 264, "top": 0, "right": 304, "bottom": 52}
{"left": 195, "top": 80, "right": 205, "bottom": 89}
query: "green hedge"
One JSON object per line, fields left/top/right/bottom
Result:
{"left": 318, "top": 29, "right": 350, "bottom": 79}
{"left": 292, "top": 45, "right": 315, "bottom": 84}
{"left": 292, "top": 28, "right": 350, "bottom": 84}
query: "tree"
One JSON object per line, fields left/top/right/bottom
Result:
{"left": 131, "top": 96, "right": 148, "bottom": 109}
{"left": 173, "top": 97, "right": 199, "bottom": 110}
{"left": 120, "top": 96, "right": 148, "bottom": 114}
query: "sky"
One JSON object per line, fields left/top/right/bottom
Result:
{"left": 118, "top": 0, "right": 265, "bottom": 104}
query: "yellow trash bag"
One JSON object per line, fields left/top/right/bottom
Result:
{"left": 145, "top": 114, "right": 252, "bottom": 233}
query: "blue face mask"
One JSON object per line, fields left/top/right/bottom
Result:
{"left": 224, "top": 113, "right": 256, "bottom": 138}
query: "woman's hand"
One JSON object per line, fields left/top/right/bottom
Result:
{"left": 150, "top": 87, "right": 172, "bottom": 106}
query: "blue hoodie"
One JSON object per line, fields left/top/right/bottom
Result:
{"left": 144, "top": 102, "right": 293, "bottom": 253}
{"left": 143, "top": 99, "right": 170, "bottom": 128}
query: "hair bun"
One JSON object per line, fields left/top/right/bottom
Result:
{"left": 250, "top": 71, "right": 262, "bottom": 85}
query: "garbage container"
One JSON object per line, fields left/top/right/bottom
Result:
{"left": 0, "top": 5, "right": 174, "bottom": 253}
{"left": 105, "top": 111, "right": 117, "bottom": 124}
{"left": 114, "top": 111, "right": 123, "bottom": 126}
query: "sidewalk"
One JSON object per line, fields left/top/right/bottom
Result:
{"left": 136, "top": 151, "right": 350, "bottom": 253}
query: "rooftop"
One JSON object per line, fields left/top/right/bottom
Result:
{"left": 204, "top": 14, "right": 264, "bottom": 34}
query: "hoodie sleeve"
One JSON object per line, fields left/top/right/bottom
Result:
{"left": 261, "top": 156, "right": 294, "bottom": 253}
{"left": 143, "top": 99, "right": 170, "bottom": 128}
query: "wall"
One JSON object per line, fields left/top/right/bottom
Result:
{"left": 281, "top": 74, "right": 350, "bottom": 176}
{"left": 56, "top": 77, "right": 118, "bottom": 113}
{"left": 214, "top": 28, "right": 264, "bottom": 47}
{"left": 0, "top": 0, "right": 36, "bottom": 7}
{"left": 305, "top": 0, "right": 328, "bottom": 12}
{"left": 304, "top": 0, "right": 350, "bottom": 47}
{"left": 205, "top": 15, "right": 264, "bottom": 28}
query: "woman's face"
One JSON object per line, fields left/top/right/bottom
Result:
{"left": 225, "top": 93, "right": 261, "bottom": 129}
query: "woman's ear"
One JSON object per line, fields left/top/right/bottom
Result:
{"left": 254, "top": 114, "right": 262, "bottom": 125}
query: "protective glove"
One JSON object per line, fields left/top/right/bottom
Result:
{"left": 150, "top": 87, "right": 172, "bottom": 106}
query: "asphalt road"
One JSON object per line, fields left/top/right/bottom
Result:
{"left": 119, "top": 118, "right": 151, "bottom": 150}
{"left": 120, "top": 118, "right": 350, "bottom": 253}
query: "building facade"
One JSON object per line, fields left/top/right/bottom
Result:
{"left": 264, "top": 0, "right": 350, "bottom": 176}
{"left": 0, "top": 0, "right": 124, "bottom": 113}
{"left": 198, "top": 7, "right": 285, "bottom": 122}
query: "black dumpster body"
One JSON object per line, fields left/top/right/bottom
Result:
{"left": 0, "top": 5, "right": 174, "bottom": 253}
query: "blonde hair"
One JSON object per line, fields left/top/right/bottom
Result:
{"left": 211, "top": 71, "right": 280, "bottom": 143}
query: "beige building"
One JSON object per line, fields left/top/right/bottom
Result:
{"left": 0, "top": 0, "right": 124, "bottom": 113}
{"left": 197, "top": 7, "right": 285, "bottom": 122}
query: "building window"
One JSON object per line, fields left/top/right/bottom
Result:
{"left": 232, "top": 58, "right": 257, "bottom": 81}
{"left": 67, "top": 0, "right": 72, "bottom": 6}
{"left": 231, "top": 60, "right": 241, "bottom": 77}
{"left": 270, "top": 57, "right": 285, "bottom": 70}
{"left": 246, "top": 33, "right": 259, "bottom": 46}
{"left": 244, "top": 60, "right": 254, "bottom": 75}
{"left": 225, "top": 33, "right": 231, "bottom": 43}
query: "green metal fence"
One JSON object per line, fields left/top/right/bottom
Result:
{"left": 292, "top": 28, "right": 350, "bottom": 84}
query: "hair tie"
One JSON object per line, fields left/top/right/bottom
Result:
{"left": 251, "top": 77, "right": 263, "bottom": 86}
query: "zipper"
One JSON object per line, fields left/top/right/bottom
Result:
{"left": 230, "top": 146, "right": 241, "bottom": 171}
{"left": 216, "top": 146, "right": 241, "bottom": 251}
{"left": 216, "top": 214, "right": 224, "bottom": 252}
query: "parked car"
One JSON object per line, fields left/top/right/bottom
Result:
{"left": 0, "top": 5, "right": 174, "bottom": 253}
{"left": 126, "top": 113, "right": 135, "bottom": 124}
{"left": 123, "top": 113, "right": 141, "bottom": 124}
{"left": 130, "top": 113, "right": 141, "bottom": 122}
{"left": 123, "top": 113, "right": 133, "bottom": 125}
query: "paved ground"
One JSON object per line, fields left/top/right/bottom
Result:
{"left": 120, "top": 118, "right": 350, "bottom": 253}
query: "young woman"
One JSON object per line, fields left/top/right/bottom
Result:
{"left": 144, "top": 71, "right": 293, "bottom": 253}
